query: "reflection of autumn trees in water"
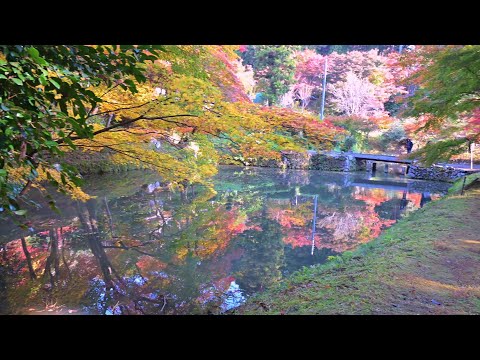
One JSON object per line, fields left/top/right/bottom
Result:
{"left": 317, "top": 208, "right": 396, "bottom": 251}
{"left": 75, "top": 193, "right": 255, "bottom": 314}
{"left": 231, "top": 215, "right": 284, "bottom": 293}
{"left": 314, "top": 188, "right": 414, "bottom": 252}
{"left": 0, "top": 185, "right": 262, "bottom": 314}
{"left": 0, "top": 168, "right": 450, "bottom": 314}
{"left": 267, "top": 199, "right": 321, "bottom": 249}
{"left": 265, "top": 186, "right": 434, "bottom": 253}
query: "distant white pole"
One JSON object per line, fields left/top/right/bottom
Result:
{"left": 471, "top": 142, "right": 474, "bottom": 170}
{"left": 320, "top": 57, "right": 328, "bottom": 120}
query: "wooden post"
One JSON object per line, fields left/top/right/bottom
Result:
{"left": 461, "top": 176, "right": 467, "bottom": 195}
{"left": 372, "top": 162, "right": 377, "bottom": 172}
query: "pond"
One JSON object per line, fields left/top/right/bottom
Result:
{"left": 0, "top": 166, "right": 451, "bottom": 314}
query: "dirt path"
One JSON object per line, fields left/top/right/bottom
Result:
{"left": 235, "top": 185, "right": 480, "bottom": 315}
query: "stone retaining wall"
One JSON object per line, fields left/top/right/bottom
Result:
{"left": 223, "top": 151, "right": 479, "bottom": 182}
{"left": 250, "top": 157, "right": 283, "bottom": 167}
{"left": 243, "top": 151, "right": 384, "bottom": 172}
{"left": 280, "top": 151, "right": 312, "bottom": 169}
{"left": 407, "top": 165, "right": 476, "bottom": 182}
{"left": 309, "top": 153, "right": 365, "bottom": 171}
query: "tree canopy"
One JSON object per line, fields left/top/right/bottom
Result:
{"left": 2, "top": 44, "right": 479, "bottom": 222}
{"left": 0, "top": 45, "right": 342, "bottom": 221}
{"left": 400, "top": 45, "right": 480, "bottom": 164}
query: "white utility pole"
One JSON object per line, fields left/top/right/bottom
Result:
{"left": 320, "top": 57, "right": 328, "bottom": 120}
{"left": 471, "top": 142, "right": 475, "bottom": 170}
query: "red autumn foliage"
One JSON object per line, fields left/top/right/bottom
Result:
{"left": 136, "top": 256, "right": 167, "bottom": 273}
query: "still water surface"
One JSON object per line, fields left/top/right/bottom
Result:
{"left": 0, "top": 166, "right": 450, "bottom": 314}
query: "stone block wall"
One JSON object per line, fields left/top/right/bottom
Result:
{"left": 265, "top": 151, "right": 368, "bottom": 172}
{"left": 354, "top": 158, "right": 367, "bottom": 172}
{"left": 407, "top": 165, "right": 476, "bottom": 182}
{"left": 280, "top": 151, "right": 312, "bottom": 169}
{"left": 222, "top": 151, "right": 479, "bottom": 183}
{"left": 250, "top": 157, "right": 283, "bottom": 168}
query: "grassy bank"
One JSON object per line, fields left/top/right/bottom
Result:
{"left": 234, "top": 177, "right": 480, "bottom": 315}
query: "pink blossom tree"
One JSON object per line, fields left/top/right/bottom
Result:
{"left": 330, "top": 72, "right": 376, "bottom": 117}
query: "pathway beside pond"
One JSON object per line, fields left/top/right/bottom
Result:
{"left": 235, "top": 177, "right": 480, "bottom": 315}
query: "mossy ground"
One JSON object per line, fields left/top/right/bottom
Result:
{"left": 234, "top": 178, "right": 480, "bottom": 315}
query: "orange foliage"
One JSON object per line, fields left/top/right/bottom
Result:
{"left": 267, "top": 202, "right": 312, "bottom": 228}
{"left": 136, "top": 256, "right": 167, "bottom": 273}
{"left": 353, "top": 188, "right": 390, "bottom": 206}
{"left": 283, "top": 230, "right": 322, "bottom": 249}
{"left": 176, "top": 207, "right": 254, "bottom": 261}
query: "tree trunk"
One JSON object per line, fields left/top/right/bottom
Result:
{"left": 104, "top": 197, "right": 115, "bottom": 238}
{"left": 77, "top": 200, "right": 118, "bottom": 290}
{"left": 21, "top": 237, "right": 37, "bottom": 280}
{"left": 45, "top": 229, "right": 60, "bottom": 284}
{"left": 59, "top": 227, "right": 72, "bottom": 279}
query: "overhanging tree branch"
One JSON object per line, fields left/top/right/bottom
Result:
{"left": 61, "top": 114, "right": 198, "bottom": 144}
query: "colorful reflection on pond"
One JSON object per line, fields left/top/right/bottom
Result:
{"left": 0, "top": 166, "right": 450, "bottom": 314}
